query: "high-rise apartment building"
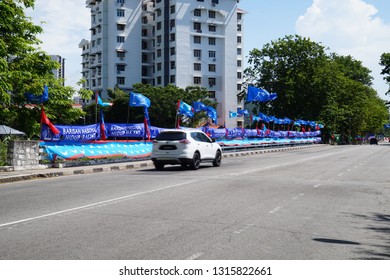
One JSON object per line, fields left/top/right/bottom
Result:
{"left": 51, "top": 55, "right": 65, "bottom": 85}
{"left": 80, "top": 0, "right": 244, "bottom": 127}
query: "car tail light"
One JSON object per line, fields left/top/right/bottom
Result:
{"left": 179, "top": 139, "right": 190, "bottom": 144}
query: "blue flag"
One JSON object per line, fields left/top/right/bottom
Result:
{"left": 129, "top": 92, "right": 151, "bottom": 108}
{"left": 193, "top": 101, "right": 208, "bottom": 113}
{"left": 247, "top": 86, "right": 272, "bottom": 102}
{"left": 178, "top": 100, "right": 194, "bottom": 117}
{"left": 25, "top": 85, "right": 49, "bottom": 104}
{"left": 237, "top": 108, "right": 249, "bottom": 116}
{"left": 96, "top": 94, "right": 112, "bottom": 107}
{"left": 229, "top": 111, "right": 237, "bottom": 118}
{"left": 206, "top": 106, "right": 217, "bottom": 123}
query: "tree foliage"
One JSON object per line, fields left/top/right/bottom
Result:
{"left": 245, "top": 35, "right": 389, "bottom": 141}
{"left": 379, "top": 52, "right": 390, "bottom": 97}
{"left": 0, "top": 0, "right": 84, "bottom": 138}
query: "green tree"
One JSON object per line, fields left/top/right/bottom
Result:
{"left": 0, "top": 0, "right": 84, "bottom": 138}
{"left": 379, "top": 52, "right": 390, "bottom": 97}
{"left": 245, "top": 34, "right": 389, "bottom": 142}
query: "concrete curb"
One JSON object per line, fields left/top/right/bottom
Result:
{"left": 0, "top": 145, "right": 315, "bottom": 184}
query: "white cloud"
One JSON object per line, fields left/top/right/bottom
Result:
{"left": 27, "top": 0, "right": 90, "bottom": 88}
{"left": 296, "top": 0, "right": 390, "bottom": 98}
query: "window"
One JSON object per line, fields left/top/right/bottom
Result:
{"left": 170, "top": 75, "right": 175, "bottom": 83}
{"left": 197, "top": 0, "right": 204, "bottom": 2}
{"left": 194, "top": 63, "right": 201, "bottom": 71}
{"left": 117, "top": 36, "right": 125, "bottom": 43}
{"left": 116, "top": 50, "right": 125, "bottom": 58}
{"left": 209, "top": 25, "right": 216, "bottom": 32}
{"left": 117, "top": 77, "right": 125, "bottom": 85}
{"left": 237, "top": 60, "right": 242, "bottom": 67}
{"left": 194, "top": 49, "right": 202, "bottom": 58}
{"left": 209, "top": 64, "right": 216, "bottom": 72}
{"left": 170, "top": 5, "right": 175, "bottom": 14}
{"left": 194, "top": 9, "right": 201, "bottom": 17}
{"left": 156, "top": 35, "right": 162, "bottom": 45}
{"left": 194, "top": 36, "right": 201, "bottom": 44}
{"left": 117, "top": 9, "right": 125, "bottom": 17}
{"left": 208, "top": 11, "right": 216, "bottom": 18}
{"left": 157, "top": 22, "right": 161, "bottom": 30}
{"left": 208, "top": 50, "right": 216, "bottom": 58}
{"left": 208, "top": 37, "right": 216, "bottom": 45}
{"left": 117, "top": 24, "right": 126, "bottom": 31}
{"left": 194, "top": 22, "right": 202, "bottom": 32}
{"left": 237, "top": 72, "right": 242, "bottom": 79}
{"left": 237, "top": 13, "right": 242, "bottom": 20}
{"left": 170, "top": 47, "right": 176, "bottom": 55}
{"left": 211, "top": 0, "right": 219, "bottom": 4}
{"left": 237, "top": 36, "right": 242, "bottom": 43}
{"left": 170, "top": 19, "right": 175, "bottom": 29}
{"left": 237, "top": 84, "right": 242, "bottom": 91}
{"left": 117, "top": 0, "right": 125, "bottom": 4}
{"left": 237, "top": 48, "right": 242, "bottom": 55}
{"left": 170, "top": 61, "right": 176, "bottom": 69}
{"left": 237, "top": 24, "right": 241, "bottom": 31}
{"left": 157, "top": 63, "right": 162, "bottom": 71}
{"left": 208, "top": 77, "right": 216, "bottom": 86}
{"left": 157, "top": 49, "right": 162, "bottom": 57}
{"left": 170, "top": 33, "right": 175, "bottom": 42}
{"left": 156, "top": 8, "right": 162, "bottom": 17}
{"left": 157, "top": 76, "right": 161, "bottom": 85}
{"left": 194, "top": 77, "right": 202, "bottom": 84}
{"left": 208, "top": 91, "right": 216, "bottom": 98}
{"left": 117, "top": 64, "right": 125, "bottom": 72}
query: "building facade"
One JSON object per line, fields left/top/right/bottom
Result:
{"left": 50, "top": 55, "right": 65, "bottom": 85}
{"left": 80, "top": 0, "right": 244, "bottom": 127}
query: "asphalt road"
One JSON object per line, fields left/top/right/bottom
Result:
{"left": 0, "top": 144, "right": 389, "bottom": 260}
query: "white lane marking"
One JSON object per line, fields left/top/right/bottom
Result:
{"left": 313, "top": 184, "right": 321, "bottom": 188}
{"left": 292, "top": 193, "right": 305, "bottom": 200}
{"left": 269, "top": 206, "right": 282, "bottom": 214}
{"left": 228, "top": 149, "right": 359, "bottom": 177}
{"left": 0, "top": 180, "right": 197, "bottom": 229}
{"left": 338, "top": 173, "right": 344, "bottom": 177}
{"left": 347, "top": 169, "right": 352, "bottom": 172}
{"left": 233, "top": 224, "right": 254, "bottom": 234}
{"left": 186, "top": 252, "right": 204, "bottom": 260}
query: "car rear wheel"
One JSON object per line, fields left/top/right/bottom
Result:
{"left": 190, "top": 152, "right": 201, "bottom": 170}
{"left": 212, "top": 150, "right": 222, "bottom": 167}
{"left": 154, "top": 162, "right": 164, "bottom": 170}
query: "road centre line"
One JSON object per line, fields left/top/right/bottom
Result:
{"left": 226, "top": 147, "right": 364, "bottom": 177}
{"left": 186, "top": 252, "right": 204, "bottom": 260}
{"left": 0, "top": 180, "right": 197, "bottom": 229}
{"left": 0, "top": 146, "right": 365, "bottom": 229}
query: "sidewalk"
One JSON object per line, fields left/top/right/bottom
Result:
{"left": 0, "top": 145, "right": 314, "bottom": 184}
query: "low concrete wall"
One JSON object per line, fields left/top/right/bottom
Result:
{"left": 7, "top": 140, "right": 41, "bottom": 171}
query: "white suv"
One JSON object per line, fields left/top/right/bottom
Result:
{"left": 151, "top": 129, "right": 222, "bottom": 170}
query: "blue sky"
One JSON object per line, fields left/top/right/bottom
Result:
{"left": 27, "top": 0, "right": 390, "bottom": 100}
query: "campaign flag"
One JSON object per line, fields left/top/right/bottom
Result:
{"left": 177, "top": 100, "right": 194, "bottom": 117}
{"left": 237, "top": 108, "right": 249, "bottom": 116}
{"left": 25, "top": 85, "right": 49, "bottom": 104}
{"left": 193, "top": 101, "right": 208, "bottom": 113}
{"left": 129, "top": 92, "right": 151, "bottom": 108}
{"left": 143, "top": 106, "right": 151, "bottom": 140}
{"left": 206, "top": 106, "right": 217, "bottom": 123}
{"left": 229, "top": 111, "right": 237, "bottom": 118}
{"left": 246, "top": 86, "right": 271, "bottom": 102}
{"left": 41, "top": 107, "right": 60, "bottom": 135}
{"left": 96, "top": 92, "right": 112, "bottom": 107}
{"left": 100, "top": 109, "right": 106, "bottom": 140}
{"left": 269, "top": 92, "right": 278, "bottom": 101}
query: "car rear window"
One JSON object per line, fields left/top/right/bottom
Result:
{"left": 156, "top": 131, "right": 187, "bottom": 141}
